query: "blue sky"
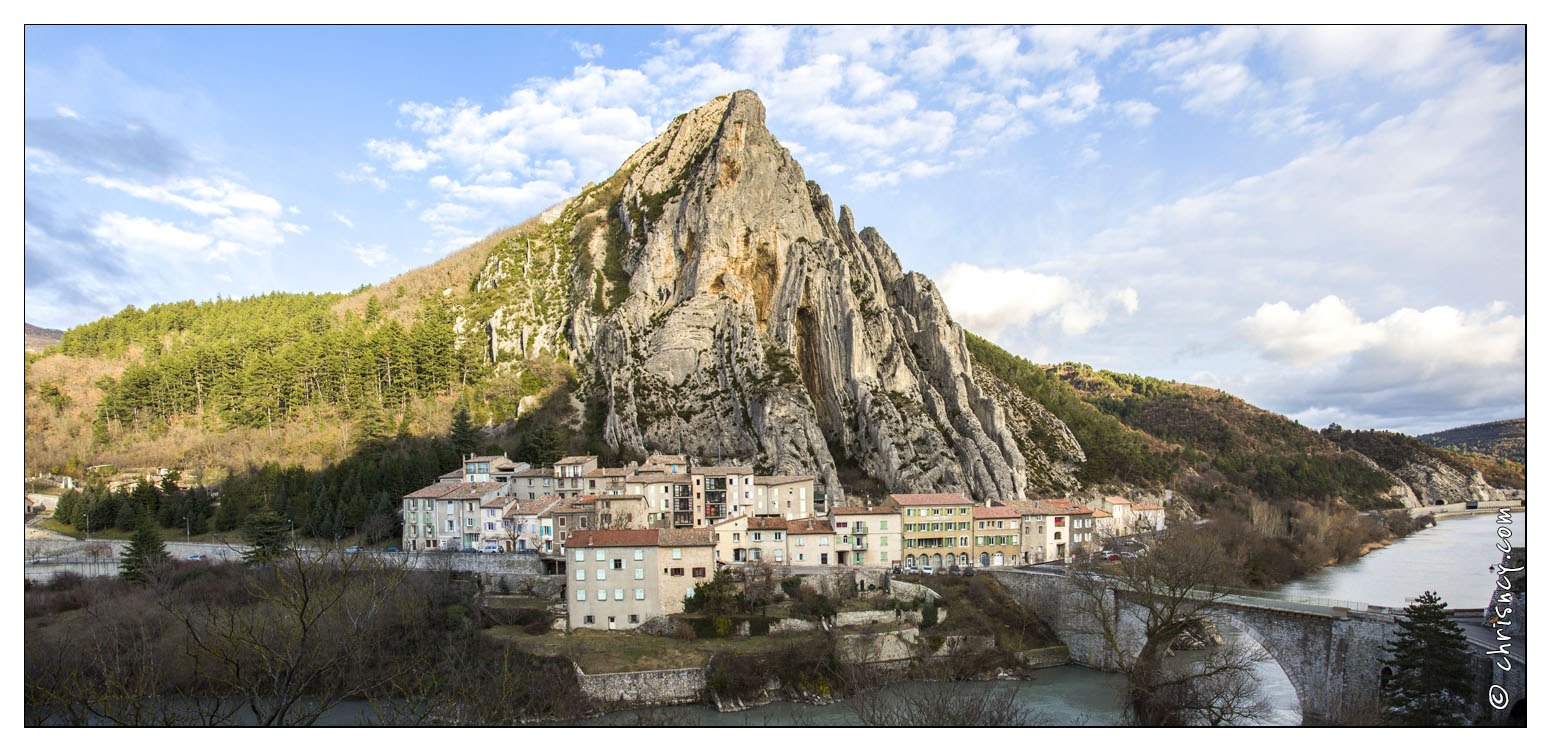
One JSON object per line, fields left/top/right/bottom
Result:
{"left": 22, "top": 25, "right": 1526, "bottom": 434}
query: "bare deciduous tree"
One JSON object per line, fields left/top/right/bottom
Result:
{"left": 1068, "top": 527, "right": 1270, "bottom": 726}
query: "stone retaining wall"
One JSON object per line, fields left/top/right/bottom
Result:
{"left": 576, "top": 665, "right": 707, "bottom": 707}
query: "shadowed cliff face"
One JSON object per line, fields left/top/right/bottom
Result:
{"left": 522, "top": 90, "right": 1080, "bottom": 502}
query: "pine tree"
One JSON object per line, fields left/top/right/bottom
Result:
{"left": 1384, "top": 590, "right": 1475, "bottom": 726}
{"left": 450, "top": 403, "right": 478, "bottom": 457}
{"left": 120, "top": 509, "right": 169, "bottom": 583}
{"left": 242, "top": 508, "right": 293, "bottom": 565}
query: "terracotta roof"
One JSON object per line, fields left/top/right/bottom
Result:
{"left": 695, "top": 465, "right": 753, "bottom": 475}
{"left": 829, "top": 505, "right": 899, "bottom": 516}
{"left": 659, "top": 528, "right": 716, "bottom": 547}
{"left": 1104, "top": 496, "right": 1132, "bottom": 506}
{"left": 506, "top": 497, "right": 562, "bottom": 517}
{"left": 439, "top": 470, "right": 463, "bottom": 480}
{"left": 644, "top": 453, "right": 688, "bottom": 464}
{"left": 565, "top": 529, "right": 661, "bottom": 548}
{"left": 1133, "top": 503, "right": 1165, "bottom": 511}
{"left": 546, "top": 497, "right": 597, "bottom": 515}
{"left": 1001, "top": 498, "right": 1087, "bottom": 516}
{"left": 889, "top": 492, "right": 975, "bottom": 507}
{"left": 747, "top": 517, "right": 790, "bottom": 531}
{"left": 755, "top": 475, "right": 814, "bottom": 485}
{"left": 439, "top": 482, "right": 507, "bottom": 500}
{"left": 786, "top": 516, "right": 834, "bottom": 534}
{"left": 1089, "top": 508, "right": 1113, "bottom": 519}
{"left": 406, "top": 481, "right": 465, "bottom": 499}
{"left": 513, "top": 468, "right": 552, "bottom": 478}
{"left": 466, "top": 455, "right": 508, "bottom": 463}
{"left": 556, "top": 455, "right": 597, "bottom": 465}
{"left": 973, "top": 505, "right": 1021, "bottom": 519}
{"left": 586, "top": 467, "right": 631, "bottom": 477}
{"left": 629, "top": 472, "right": 691, "bottom": 483}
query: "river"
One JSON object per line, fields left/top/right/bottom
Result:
{"left": 586, "top": 508, "right": 1525, "bottom": 727}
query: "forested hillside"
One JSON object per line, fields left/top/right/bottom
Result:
{"left": 1416, "top": 418, "right": 1526, "bottom": 463}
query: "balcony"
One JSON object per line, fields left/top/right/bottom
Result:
{"left": 672, "top": 512, "right": 694, "bottom": 527}
{"left": 673, "top": 501, "right": 693, "bottom": 513}
{"left": 851, "top": 522, "right": 868, "bottom": 535}
{"left": 850, "top": 537, "right": 868, "bottom": 550}
{"left": 706, "top": 503, "right": 726, "bottom": 519}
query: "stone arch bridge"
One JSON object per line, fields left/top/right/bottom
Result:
{"left": 992, "top": 569, "right": 1404, "bottom": 724}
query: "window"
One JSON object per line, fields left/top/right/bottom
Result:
{"left": 880, "top": 536, "right": 888, "bottom": 546}
{"left": 576, "top": 589, "right": 585, "bottom": 601}
{"left": 672, "top": 548, "right": 682, "bottom": 560}
{"left": 907, "top": 508, "right": 915, "bottom": 517}
{"left": 634, "top": 568, "right": 644, "bottom": 580}
{"left": 692, "top": 567, "right": 706, "bottom": 578}
{"left": 612, "top": 558, "right": 624, "bottom": 570}
{"left": 595, "top": 550, "right": 606, "bottom": 561}
{"left": 752, "top": 532, "right": 763, "bottom": 542}
{"left": 880, "top": 520, "right": 888, "bottom": 531}
{"left": 820, "top": 537, "right": 829, "bottom": 546}
{"left": 797, "top": 553, "right": 805, "bottom": 562}
{"left": 633, "top": 548, "right": 643, "bottom": 560}
{"left": 670, "top": 568, "right": 685, "bottom": 576}
{"left": 614, "top": 588, "right": 624, "bottom": 601}
{"left": 596, "top": 569, "right": 606, "bottom": 580}
{"left": 629, "top": 614, "right": 640, "bottom": 623}
{"left": 774, "top": 532, "right": 783, "bottom": 541}
{"left": 583, "top": 615, "right": 595, "bottom": 624}
{"left": 796, "top": 537, "right": 805, "bottom": 547}
{"left": 576, "top": 569, "right": 586, "bottom": 581}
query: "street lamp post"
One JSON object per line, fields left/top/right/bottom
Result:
{"left": 183, "top": 514, "right": 191, "bottom": 544}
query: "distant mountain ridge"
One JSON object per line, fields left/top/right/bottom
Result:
{"left": 1417, "top": 418, "right": 1526, "bottom": 463}
{"left": 24, "top": 322, "right": 62, "bottom": 352}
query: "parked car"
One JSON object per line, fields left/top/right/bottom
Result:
{"left": 480, "top": 543, "right": 503, "bottom": 554}
{"left": 920, "top": 565, "right": 935, "bottom": 576}
{"left": 890, "top": 565, "right": 903, "bottom": 575}
{"left": 187, "top": 553, "right": 208, "bottom": 561}
{"left": 344, "top": 545, "right": 363, "bottom": 554}
{"left": 960, "top": 565, "right": 975, "bottom": 576}
{"left": 903, "top": 565, "right": 918, "bottom": 575}
{"left": 385, "top": 546, "right": 401, "bottom": 553}
{"left": 948, "top": 563, "right": 961, "bottom": 574}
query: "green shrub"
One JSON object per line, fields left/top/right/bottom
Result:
{"left": 920, "top": 601, "right": 939, "bottom": 629}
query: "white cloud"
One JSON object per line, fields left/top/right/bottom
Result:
{"left": 332, "top": 211, "right": 354, "bottom": 229}
{"left": 1114, "top": 99, "right": 1159, "bottom": 126}
{"left": 418, "top": 202, "right": 486, "bottom": 224}
{"left": 91, "top": 211, "right": 211, "bottom": 257}
{"left": 572, "top": 41, "right": 604, "bottom": 60}
{"left": 939, "top": 263, "right": 1138, "bottom": 338}
{"left": 55, "top": 105, "right": 80, "bottom": 119}
{"left": 85, "top": 175, "right": 283, "bottom": 217}
{"left": 350, "top": 243, "right": 391, "bottom": 267}
{"left": 1240, "top": 295, "right": 1380, "bottom": 365}
{"left": 339, "top": 163, "right": 388, "bottom": 190}
{"left": 366, "top": 138, "right": 439, "bottom": 172}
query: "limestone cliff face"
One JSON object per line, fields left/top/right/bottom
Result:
{"left": 543, "top": 91, "right": 1045, "bottom": 502}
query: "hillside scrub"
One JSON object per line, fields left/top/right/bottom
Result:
{"left": 25, "top": 558, "right": 588, "bottom": 726}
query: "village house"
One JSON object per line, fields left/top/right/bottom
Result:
{"left": 690, "top": 465, "right": 753, "bottom": 526}
{"left": 624, "top": 471, "right": 694, "bottom": 527}
{"left": 401, "top": 481, "right": 508, "bottom": 551}
{"left": 972, "top": 504, "right": 1021, "bottom": 567}
{"left": 891, "top": 493, "right": 975, "bottom": 570}
{"left": 595, "top": 493, "right": 657, "bottom": 529}
{"left": 502, "top": 496, "right": 561, "bottom": 553}
{"left": 553, "top": 455, "right": 599, "bottom": 498}
{"left": 583, "top": 466, "right": 632, "bottom": 496}
{"left": 1130, "top": 502, "right": 1167, "bottom": 533}
{"left": 997, "top": 498, "right": 1094, "bottom": 564}
{"left": 510, "top": 467, "right": 555, "bottom": 499}
{"left": 747, "top": 475, "right": 817, "bottom": 518}
{"left": 786, "top": 516, "right": 838, "bottom": 565}
{"left": 829, "top": 503, "right": 901, "bottom": 567}
{"left": 641, "top": 453, "right": 689, "bottom": 473}
{"left": 712, "top": 515, "right": 790, "bottom": 565}
{"left": 561, "top": 528, "right": 715, "bottom": 631}
{"left": 542, "top": 497, "right": 599, "bottom": 553}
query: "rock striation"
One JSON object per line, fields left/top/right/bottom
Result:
{"left": 534, "top": 90, "right": 1061, "bottom": 502}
